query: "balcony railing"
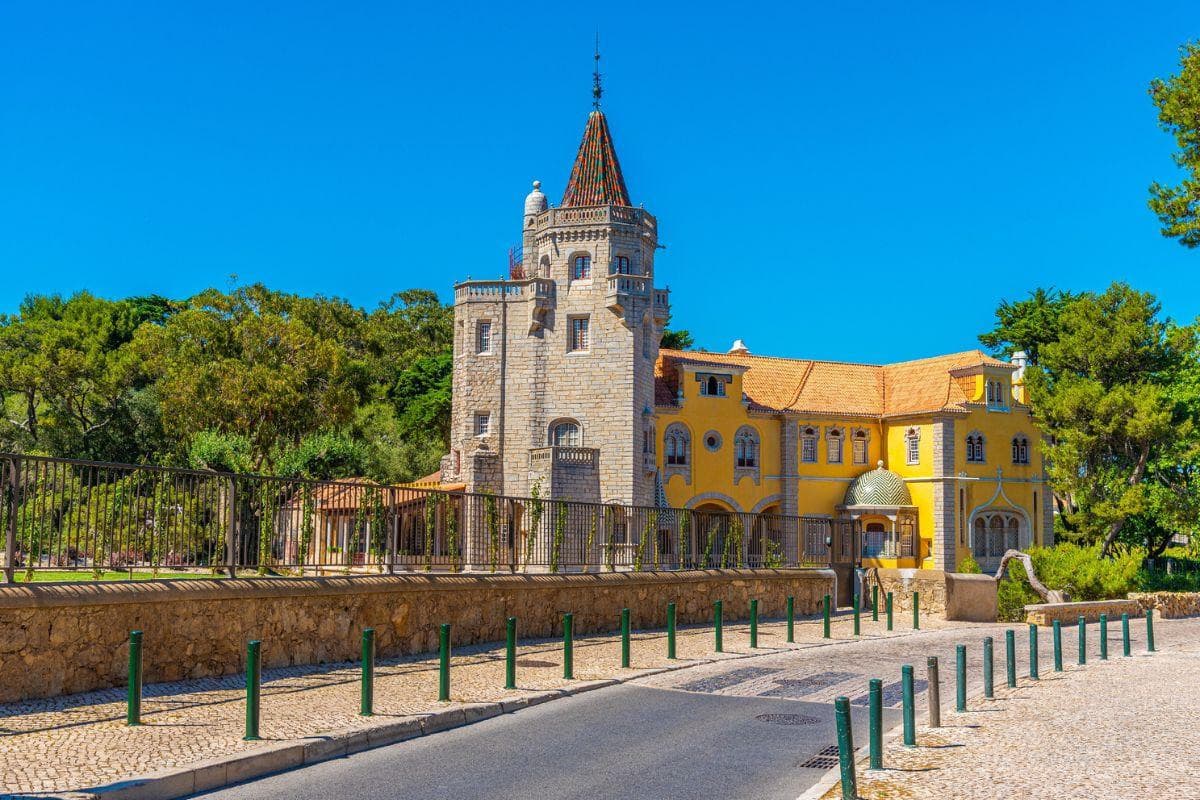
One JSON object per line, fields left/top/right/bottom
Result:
{"left": 455, "top": 278, "right": 555, "bottom": 302}
{"left": 529, "top": 446, "right": 599, "bottom": 469}
{"left": 533, "top": 205, "right": 654, "bottom": 230}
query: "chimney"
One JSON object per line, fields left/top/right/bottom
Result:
{"left": 1011, "top": 350, "right": 1029, "bottom": 383}
{"left": 728, "top": 339, "right": 750, "bottom": 355}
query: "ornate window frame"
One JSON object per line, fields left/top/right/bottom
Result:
{"left": 851, "top": 427, "right": 870, "bottom": 465}
{"left": 1011, "top": 433, "right": 1030, "bottom": 465}
{"left": 697, "top": 373, "right": 731, "bottom": 397}
{"left": 800, "top": 426, "right": 818, "bottom": 464}
{"left": 569, "top": 251, "right": 593, "bottom": 282}
{"left": 548, "top": 418, "right": 582, "bottom": 447}
{"left": 905, "top": 427, "right": 920, "bottom": 465}
{"left": 703, "top": 430, "right": 723, "bottom": 453}
{"left": 733, "top": 425, "right": 761, "bottom": 485}
{"left": 965, "top": 430, "right": 986, "bottom": 463}
{"left": 663, "top": 422, "right": 691, "bottom": 484}
{"left": 825, "top": 425, "right": 845, "bottom": 464}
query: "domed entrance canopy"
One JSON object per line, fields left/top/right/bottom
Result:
{"left": 840, "top": 462, "right": 914, "bottom": 509}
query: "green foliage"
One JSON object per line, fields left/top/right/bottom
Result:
{"left": 660, "top": 329, "right": 695, "bottom": 350}
{"left": 957, "top": 553, "right": 982, "bottom": 574}
{"left": 525, "top": 482, "right": 544, "bottom": 570}
{"left": 995, "top": 542, "right": 1148, "bottom": 620}
{"left": 188, "top": 431, "right": 253, "bottom": 474}
{"left": 484, "top": 492, "right": 499, "bottom": 573}
{"left": 978, "top": 288, "right": 1075, "bottom": 365}
{"left": 584, "top": 509, "right": 597, "bottom": 571}
{"left": 275, "top": 432, "right": 368, "bottom": 480}
{"left": 679, "top": 512, "right": 690, "bottom": 568}
{"left": 550, "top": 501, "right": 567, "bottom": 573}
{"left": 1149, "top": 42, "right": 1200, "bottom": 247}
{"left": 702, "top": 523, "right": 718, "bottom": 568}
{"left": 423, "top": 493, "right": 438, "bottom": 572}
{"left": 763, "top": 538, "right": 784, "bottom": 569}
{"left": 298, "top": 486, "right": 315, "bottom": 570}
{"left": 444, "top": 495, "right": 459, "bottom": 571}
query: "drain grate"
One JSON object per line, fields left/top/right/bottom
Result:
{"left": 797, "top": 745, "right": 841, "bottom": 769}
{"left": 755, "top": 713, "right": 820, "bottom": 726}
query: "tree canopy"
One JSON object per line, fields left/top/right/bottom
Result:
{"left": 1149, "top": 42, "right": 1200, "bottom": 247}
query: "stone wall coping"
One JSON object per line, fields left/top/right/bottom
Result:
{"left": 0, "top": 568, "right": 835, "bottom": 610}
{"left": 1023, "top": 599, "right": 1141, "bottom": 613}
{"left": 873, "top": 568, "right": 951, "bottom": 581}
{"left": 946, "top": 573, "right": 998, "bottom": 586}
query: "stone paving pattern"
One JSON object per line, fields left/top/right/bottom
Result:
{"left": 0, "top": 610, "right": 961, "bottom": 794}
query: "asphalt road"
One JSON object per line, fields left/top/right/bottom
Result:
{"left": 191, "top": 680, "right": 897, "bottom": 800}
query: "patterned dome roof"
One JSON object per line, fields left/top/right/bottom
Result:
{"left": 843, "top": 462, "right": 913, "bottom": 506}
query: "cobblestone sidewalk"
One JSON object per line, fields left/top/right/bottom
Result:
{"left": 0, "top": 609, "right": 963, "bottom": 794}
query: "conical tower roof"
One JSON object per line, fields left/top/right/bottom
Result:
{"left": 561, "top": 110, "right": 631, "bottom": 208}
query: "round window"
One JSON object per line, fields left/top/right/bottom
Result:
{"left": 704, "top": 431, "right": 723, "bottom": 452}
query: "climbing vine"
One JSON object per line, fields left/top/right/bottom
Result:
{"left": 702, "top": 521, "right": 719, "bottom": 569}
{"left": 298, "top": 485, "right": 314, "bottom": 574}
{"left": 763, "top": 537, "right": 784, "bottom": 569}
{"left": 634, "top": 513, "right": 651, "bottom": 572}
{"left": 584, "top": 508, "right": 598, "bottom": 571}
{"left": 525, "top": 481, "right": 544, "bottom": 570}
{"left": 257, "top": 481, "right": 280, "bottom": 576}
{"left": 605, "top": 506, "right": 616, "bottom": 573}
{"left": 550, "top": 500, "right": 567, "bottom": 573}
{"left": 348, "top": 486, "right": 367, "bottom": 574}
{"left": 678, "top": 511, "right": 690, "bottom": 570}
{"left": 423, "top": 491, "right": 439, "bottom": 572}
{"left": 650, "top": 511, "right": 660, "bottom": 570}
{"left": 484, "top": 491, "right": 499, "bottom": 573}
{"left": 444, "top": 494, "right": 459, "bottom": 571}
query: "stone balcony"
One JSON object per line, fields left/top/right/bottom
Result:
{"left": 533, "top": 205, "right": 655, "bottom": 232}
{"left": 454, "top": 278, "right": 555, "bottom": 332}
{"left": 529, "top": 446, "right": 600, "bottom": 470}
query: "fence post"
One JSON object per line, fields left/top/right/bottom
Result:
{"left": 1146, "top": 609, "right": 1156, "bottom": 653}
{"left": 505, "top": 617, "right": 517, "bottom": 689}
{"left": 956, "top": 644, "right": 967, "bottom": 711}
{"left": 912, "top": 591, "right": 919, "bottom": 630}
{"left": 4, "top": 456, "right": 16, "bottom": 584}
{"left": 1005, "top": 629, "right": 1016, "bottom": 687}
{"left": 438, "top": 623, "right": 451, "bottom": 701}
{"left": 1028, "top": 624, "right": 1039, "bottom": 681}
{"left": 786, "top": 595, "right": 795, "bottom": 643}
{"left": 563, "top": 613, "right": 574, "bottom": 679}
{"left": 360, "top": 628, "right": 374, "bottom": 716}
{"left": 853, "top": 593, "right": 860, "bottom": 636}
{"left": 226, "top": 476, "right": 238, "bottom": 578}
{"left": 714, "top": 600, "right": 723, "bottom": 652}
{"left": 983, "top": 636, "right": 994, "bottom": 698}
{"left": 1077, "top": 616, "right": 1086, "bottom": 666}
{"left": 926, "top": 656, "right": 941, "bottom": 727}
{"left": 750, "top": 599, "right": 758, "bottom": 648}
{"left": 886, "top": 592, "right": 894, "bottom": 631}
{"left": 126, "top": 630, "right": 143, "bottom": 726}
{"left": 823, "top": 594, "right": 831, "bottom": 639}
{"left": 244, "top": 640, "right": 261, "bottom": 741}
{"left": 667, "top": 602, "right": 677, "bottom": 659}
{"left": 620, "top": 608, "right": 631, "bottom": 667}
{"left": 834, "top": 696, "right": 858, "bottom": 800}
{"left": 868, "top": 678, "right": 883, "bottom": 769}
{"left": 1121, "top": 613, "right": 1130, "bottom": 657}
{"left": 1053, "top": 620, "right": 1063, "bottom": 672}
{"left": 901, "top": 664, "right": 915, "bottom": 746}
{"left": 1100, "top": 613, "right": 1109, "bottom": 660}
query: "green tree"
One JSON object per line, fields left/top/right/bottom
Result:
{"left": 1149, "top": 42, "right": 1200, "bottom": 247}
{"left": 978, "top": 288, "right": 1075, "bottom": 365}
{"left": 1026, "top": 283, "right": 1195, "bottom": 553}
{"left": 660, "top": 329, "right": 695, "bottom": 350}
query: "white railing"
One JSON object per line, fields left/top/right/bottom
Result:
{"left": 607, "top": 276, "right": 651, "bottom": 297}
{"left": 529, "top": 446, "right": 600, "bottom": 469}
{"left": 533, "top": 206, "right": 655, "bottom": 230}
{"left": 455, "top": 278, "right": 555, "bottom": 302}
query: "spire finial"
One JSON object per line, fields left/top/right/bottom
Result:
{"left": 592, "top": 34, "right": 603, "bottom": 110}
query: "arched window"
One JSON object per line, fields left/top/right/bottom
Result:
{"left": 550, "top": 420, "right": 581, "bottom": 447}
{"left": 664, "top": 424, "right": 690, "bottom": 466}
{"left": 539, "top": 255, "right": 551, "bottom": 278}
{"left": 988, "top": 515, "right": 1005, "bottom": 557}
{"left": 734, "top": 427, "right": 759, "bottom": 468}
{"left": 801, "top": 426, "right": 818, "bottom": 463}
{"left": 851, "top": 428, "right": 870, "bottom": 465}
{"left": 1012, "top": 434, "right": 1030, "bottom": 465}
{"left": 905, "top": 427, "right": 921, "bottom": 465}
{"left": 966, "top": 432, "right": 986, "bottom": 463}
{"left": 826, "top": 427, "right": 844, "bottom": 464}
{"left": 702, "top": 375, "right": 726, "bottom": 397}
{"left": 572, "top": 254, "right": 592, "bottom": 280}
{"left": 973, "top": 518, "right": 986, "bottom": 560}
{"left": 612, "top": 255, "right": 632, "bottom": 275}
{"left": 1006, "top": 516, "right": 1020, "bottom": 552}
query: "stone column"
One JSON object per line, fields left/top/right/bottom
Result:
{"left": 931, "top": 415, "right": 957, "bottom": 571}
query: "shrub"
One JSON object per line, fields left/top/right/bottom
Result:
{"left": 957, "top": 553, "right": 982, "bottom": 574}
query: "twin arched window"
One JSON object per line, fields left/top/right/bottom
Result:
{"left": 734, "top": 426, "right": 759, "bottom": 469}
{"left": 612, "top": 255, "right": 632, "bottom": 275}
{"left": 701, "top": 375, "right": 727, "bottom": 397}
{"left": 986, "top": 379, "right": 1006, "bottom": 405}
{"left": 550, "top": 420, "right": 581, "bottom": 447}
{"left": 966, "top": 432, "right": 986, "bottom": 463}
{"left": 664, "top": 424, "right": 690, "bottom": 466}
{"left": 1012, "top": 434, "right": 1030, "bottom": 465}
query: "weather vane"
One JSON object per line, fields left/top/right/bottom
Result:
{"left": 592, "top": 34, "right": 602, "bottom": 110}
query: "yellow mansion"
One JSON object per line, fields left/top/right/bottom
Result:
{"left": 441, "top": 93, "right": 1050, "bottom": 576}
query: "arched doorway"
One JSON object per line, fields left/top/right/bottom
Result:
{"left": 971, "top": 510, "right": 1026, "bottom": 572}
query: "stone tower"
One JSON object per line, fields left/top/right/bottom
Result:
{"left": 442, "top": 104, "right": 669, "bottom": 506}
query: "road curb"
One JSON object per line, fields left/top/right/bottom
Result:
{"left": 51, "top": 622, "right": 953, "bottom": 800}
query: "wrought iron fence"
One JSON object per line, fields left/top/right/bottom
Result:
{"left": 0, "top": 452, "right": 858, "bottom": 581}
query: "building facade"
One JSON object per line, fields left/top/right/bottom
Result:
{"left": 441, "top": 103, "right": 1051, "bottom": 573}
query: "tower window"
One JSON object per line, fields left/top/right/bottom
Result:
{"left": 476, "top": 321, "right": 492, "bottom": 354}
{"left": 475, "top": 413, "right": 491, "bottom": 437}
{"left": 905, "top": 427, "right": 920, "bottom": 465}
{"left": 550, "top": 420, "right": 581, "bottom": 447}
{"left": 569, "top": 317, "right": 590, "bottom": 351}
{"left": 986, "top": 379, "right": 1007, "bottom": 406}
{"left": 826, "top": 427, "right": 844, "bottom": 464}
{"left": 1012, "top": 434, "right": 1030, "bottom": 465}
{"left": 613, "top": 255, "right": 632, "bottom": 275}
{"left": 573, "top": 255, "right": 592, "bottom": 280}
{"left": 700, "top": 375, "right": 727, "bottom": 397}
{"left": 801, "top": 427, "right": 818, "bottom": 463}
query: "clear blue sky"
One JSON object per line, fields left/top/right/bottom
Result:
{"left": 2, "top": 2, "right": 1197, "bottom": 362}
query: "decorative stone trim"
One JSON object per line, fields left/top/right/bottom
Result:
{"left": 663, "top": 422, "right": 692, "bottom": 486}
{"left": 733, "top": 425, "right": 761, "bottom": 486}
{"left": 702, "top": 430, "right": 723, "bottom": 452}
{"left": 750, "top": 494, "right": 784, "bottom": 514}
{"left": 684, "top": 492, "right": 744, "bottom": 512}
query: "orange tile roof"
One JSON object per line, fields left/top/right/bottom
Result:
{"left": 656, "top": 348, "right": 1013, "bottom": 419}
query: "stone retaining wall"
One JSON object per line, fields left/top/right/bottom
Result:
{"left": 1024, "top": 599, "right": 1142, "bottom": 626}
{"left": 871, "top": 568, "right": 998, "bottom": 622}
{"left": 1129, "top": 591, "right": 1200, "bottom": 619}
{"left": 0, "top": 569, "right": 833, "bottom": 703}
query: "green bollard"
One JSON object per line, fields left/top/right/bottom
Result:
{"left": 1028, "top": 624, "right": 1039, "bottom": 681}
{"left": 901, "top": 664, "right": 915, "bottom": 746}
{"left": 563, "top": 613, "right": 574, "bottom": 679}
{"left": 853, "top": 594, "right": 860, "bottom": 636}
{"left": 438, "top": 623, "right": 451, "bottom": 701}
{"left": 360, "top": 628, "right": 375, "bottom": 716}
{"left": 834, "top": 696, "right": 858, "bottom": 800}
{"left": 1053, "top": 620, "right": 1063, "bottom": 672}
{"left": 714, "top": 600, "right": 723, "bottom": 652}
{"left": 1100, "top": 614, "right": 1108, "bottom": 661}
{"left": 872, "top": 583, "right": 879, "bottom": 622}
{"left": 620, "top": 607, "right": 631, "bottom": 668}
{"left": 912, "top": 591, "right": 920, "bottom": 630}
{"left": 886, "top": 592, "right": 894, "bottom": 631}
{"left": 983, "top": 636, "right": 994, "bottom": 699}
{"left": 1146, "top": 609, "right": 1156, "bottom": 653}
{"left": 244, "top": 640, "right": 261, "bottom": 741}
{"left": 956, "top": 644, "right": 967, "bottom": 711}
{"left": 505, "top": 616, "right": 517, "bottom": 690}
{"left": 786, "top": 595, "right": 795, "bottom": 643}
{"left": 1078, "top": 616, "right": 1086, "bottom": 665}
{"left": 868, "top": 678, "right": 883, "bottom": 769}
{"left": 1005, "top": 629, "right": 1016, "bottom": 688}
{"left": 750, "top": 599, "right": 759, "bottom": 649}
{"left": 823, "top": 593, "right": 831, "bottom": 639}
{"left": 1121, "top": 613, "right": 1130, "bottom": 657}
{"left": 667, "top": 602, "right": 677, "bottom": 659}
{"left": 126, "top": 630, "right": 143, "bottom": 726}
